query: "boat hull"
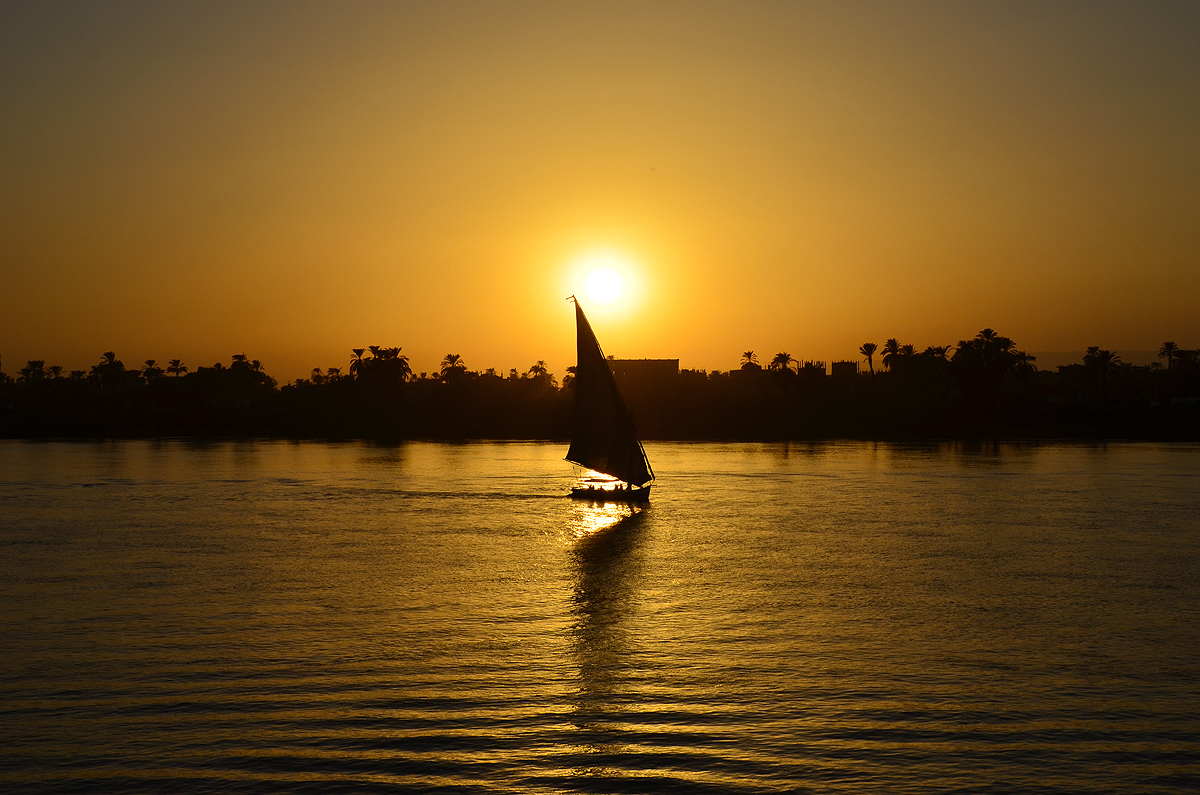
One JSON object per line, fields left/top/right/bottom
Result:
{"left": 569, "top": 485, "right": 651, "bottom": 503}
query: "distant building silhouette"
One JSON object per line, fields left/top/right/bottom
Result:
{"left": 608, "top": 359, "right": 679, "bottom": 438}
{"left": 798, "top": 360, "right": 827, "bottom": 378}
{"left": 831, "top": 360, "right": 858, "bottom": 379}
{"left": 608, "top": 359, "right": 679, "bottom": 394}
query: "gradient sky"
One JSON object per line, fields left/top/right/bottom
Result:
{"left": 3, "top": 1, "right": 1198, "bottom": 381}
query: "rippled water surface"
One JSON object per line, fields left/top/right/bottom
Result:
{"left": 2, "top": 440, "right": 1199, "bottom": 793}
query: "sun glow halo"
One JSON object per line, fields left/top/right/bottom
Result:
{"left": 580, "top": 260, "right": 630, "bottom": 308}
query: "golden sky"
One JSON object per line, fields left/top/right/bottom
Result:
{"left": 3, "top": 1, "right": 1198, "bottom": 380}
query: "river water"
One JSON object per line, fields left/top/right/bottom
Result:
{"left": 1, "top": 440, "right": 1198, "bottom": 793}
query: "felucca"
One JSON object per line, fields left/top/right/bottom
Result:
{"left": 565, "top": 297, "right": 654, "bottom": 502}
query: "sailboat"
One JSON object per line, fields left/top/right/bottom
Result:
{"left": 565, "top": 297, "right": 655, "bottom": 502}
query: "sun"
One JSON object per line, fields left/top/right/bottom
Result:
{"left": 579, "top": 259, "right": 630, "bottom": 308}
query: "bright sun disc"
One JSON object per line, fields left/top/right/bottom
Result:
{"left": 580, "top": 261, "right": 629, "bottom": 308}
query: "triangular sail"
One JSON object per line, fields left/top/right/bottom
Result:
{"left": 566, "top": 300, "right": 654, "bottom": 487}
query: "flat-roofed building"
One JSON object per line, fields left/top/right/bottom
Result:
{"left": 608, "top": 358, "right": 679, "bottom": 393}
{"left": 830, "top": 360, "right": 859, "bottom": 379}
{"left": 606, "top": 358, "right": 679, "bottom": 438}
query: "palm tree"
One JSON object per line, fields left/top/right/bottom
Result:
{"left": 740, "top": 351, "right": 759, "bottom": 371}
{"left": 1159, "top": 341, "right": 1178, "bottom": 373}
{"left": 899, "top": 344, "right": 916, "bottom": 357}
{"left": 93, "top": 352, "right": 124, "bottom": 391}
{"left": 1013, "top": 351, "right": 1037, "bottom": 393}
{"left": 142, "top": 359, "right": 163, "bottom": 380}
{"left": 18, "top": 360, "right": 45, "bottom": 382}
{"left": 859, "top": 342, "right": 877, "bottom": 376}
{"left": 923, "top": 345, "right": 951, "bottom": 361}
{"left": 880, "top": 338, "right": 900, "bottom": 371}
{"left": 1012, "top": 351, "right": 1037, "bottom": 374}
{"left": 389, "top": 348, "right": 412, "bottom": 382}
{"left": 48, "top": 365, "right": 64, "bottom": 379}
{"left": 349, "top": 348, "right": 366, "bottom": 379}
{"left": 528, "top": 360, "right": 556, "bottom": 387}
{"left": 1175, "top": 349, "right": 1199, "bottom": 372}
{"left": 1098, "top": 349, "right": 1120, "bottom": 400}
{"left": 769, "top": 352, "right": 793, "bottom": 371}
{"left": 1084, "top": 347, "right": 1121, "bottom": 401}
{"left": 166, "top": 359, "right": 188, "bottom": 378}
{"left": 326, "top": 367, "right": 341, "bottom": 380}
{"left": 441, "top": 353, "right": 464, "bottom": 375}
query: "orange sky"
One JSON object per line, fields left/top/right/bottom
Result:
{"left": 3, "top": 2, "right": 1198, "bottom": 381}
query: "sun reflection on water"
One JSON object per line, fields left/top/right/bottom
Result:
{"left": 567, "top": 500, "right": 638, "bottom": 539}
{"left": 566, "top": 501, "right": 650, "bottom": 781}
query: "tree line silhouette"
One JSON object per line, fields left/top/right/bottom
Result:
{"left": 2, "top": 330, "right": 1198, "bottom": 440}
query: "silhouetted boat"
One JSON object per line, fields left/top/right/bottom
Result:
{"left": 566, "top": 297, "right": 655, "bottom": 503}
